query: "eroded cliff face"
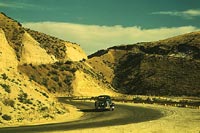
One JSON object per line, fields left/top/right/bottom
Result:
{"left": 25, "top": 28, "right": 87, "bottom": 63}
{"left": 20, "top": 32, "right": 57, "bottom": 65}
{"left": 0, "top": 29, "right": 18, "bottom": 70}
{"left": 65, "top": 42, "right": 87, "bottom": 62}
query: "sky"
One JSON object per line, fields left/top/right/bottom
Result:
{"left": 1, "top": 0, "right": 200, "bottom": 54}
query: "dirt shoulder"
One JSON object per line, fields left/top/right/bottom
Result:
{"left": 0, "top": 104, "right": 83, "bottom": 128}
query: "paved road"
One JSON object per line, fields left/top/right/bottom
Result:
{"left": 0, "top": 99, "right": 163, "bottom": 133}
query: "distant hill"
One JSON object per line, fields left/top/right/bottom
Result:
{"left": 87, "top": 32, "right": 200, "bottom": 96}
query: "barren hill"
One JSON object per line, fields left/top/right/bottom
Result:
{"left": 87, "top": 32, "right": 200, "bottom": 96}
{"left": 0, "top": 12, "right": 116, "bottom": 126}
{"left": 0, "top": 12, "right": 115, "bottom": 96}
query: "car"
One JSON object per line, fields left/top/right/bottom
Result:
{"left": 95, "top": 95, "right": 115, "bottom": 111}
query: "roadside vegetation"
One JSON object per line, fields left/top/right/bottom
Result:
{"left": 61, "top": 95, "right": 200, "bottom": 109}
{"left": 18, "top": 61, "right": 77, "bottom": 95}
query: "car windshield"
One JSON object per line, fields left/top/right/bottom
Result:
{"left": 97, "top": 96, "right": 111, "bottom": 101}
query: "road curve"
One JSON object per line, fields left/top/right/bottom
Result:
{"left": 0, "top": 99, "right": 164, "bottom": 133}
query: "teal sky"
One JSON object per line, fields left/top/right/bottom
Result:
{"left": 1, "top": 0, "right": 200, "bottom": 54}
{"left": 1, "top": 0, "right": 200, "bottom": 28}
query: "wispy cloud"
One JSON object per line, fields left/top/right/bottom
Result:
{"left": 0, "top": 1, "right": 39, "bottom": 9}
{"left": 23, "top": 22, "right": 199, "bottom": 54}
{"left": 152, "top": 9, "right": 200, "bottom": 19}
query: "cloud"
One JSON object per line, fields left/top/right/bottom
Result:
{"left": 152, "top": 9, "right": 200, "bottom": 19}
{"left": 23, "top": 22, "right": 199, "bottom": 55}
{"left": 183, "top": 9, "right": 200, "bottom": 16}
{"left": 0, "top": 1, "right": 39, "bottom": 9}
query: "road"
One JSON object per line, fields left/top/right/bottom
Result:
{"left": 0, "top": 99, "right": 163, "bottom": 133}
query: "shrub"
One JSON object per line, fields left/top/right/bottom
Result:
{"left": 152, "top": 97, "right": 166, "bottom": 103}
{"left": 71, "top": 68, "right": 77, "bottom": 73}
{"left": 49, "top": 70, "right": 57, "bottom": 75}
{"left": 60, "top": 66, "right": 70, "bottom": 71}
{"left": 18, "top": 91, "right": 32, "bottom": 104}
{"left": 52, "top": 64, "right": 59, "bottom": 69}
{"left": 65, "top": 60, "right": 72, "bottom": 64}
{"left": 2, "top": 114, "right": 11, "bottom": 121}
{"left": 40, "top": 106, "right": 48, "bottom": 112}
{"left": 30, "top": 64, "right": 36, "bottom": 69}
{"left": 40, "top": 64, "right": 46, "bottom": 68}
{"left": 42, "top": 78, "right": 48, "bottom": 87}
{"left": 41, "top": 92, "right": 49, "bottom": 98}
{"left": 1, "top": 73, "right": 8, "bottom": 80}
{"left": 64, "top": 76, "right": 73, "bottom": 85}
{"left": 3, "top": 99, "right": 15, "bottom": 107}
{"left": 29, "top": 75, "right": 36, "bottom": 81}
{"left": 43, "top": 114, "right": 54, "bottom": 119}
{"left": 132, "top": 97, "right": 143, "bottom": 103}
{"left": 58, "top": 82, "right": 62, "bottom": 87}
{"left": 56, "top": 109, "right": 65, "bottom": 114}
{"left": 51, "top": 76, "right": 59, "bottom": 82}
{"left": 146, "top": 97, "right": 153, "bottom": 103}
{"left": 0, "top": 84, "right": 11, "bottom": 93}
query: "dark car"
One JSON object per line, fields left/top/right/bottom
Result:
{"left": 95, "top": 95, "right": 115, "bottom": 111}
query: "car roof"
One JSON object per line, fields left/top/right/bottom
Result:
{"left": 97, "top": 95, "right": 111, "bottom": 98}
{"left": 98, "top": 95, "right": 110, "bottom": 97}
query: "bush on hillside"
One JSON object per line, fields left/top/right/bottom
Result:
{"left": 2, "top": 114, "right": 11, "bottom": 121}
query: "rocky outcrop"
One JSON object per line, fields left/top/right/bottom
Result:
{"left": 20, "top": 32, "right": 57, "bottom": 65}
{"left": 65, "top": 42, "right": 87, "bottom": 61}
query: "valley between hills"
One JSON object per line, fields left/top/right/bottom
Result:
{"left": 0, "top": 12, "right": 199, "bottom": 132}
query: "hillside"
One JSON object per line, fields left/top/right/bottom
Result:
{"left": 87, "top": 31, "right": 200, "bottom": 96}
{"left": 0, "top": 12, "right": 116, "bottom": 127}
{"left": 0, "top": 26, "right": 75, "bottom": 126}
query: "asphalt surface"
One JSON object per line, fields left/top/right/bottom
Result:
{"left": 0, "top": 98, "right": 164, "bottom": 133}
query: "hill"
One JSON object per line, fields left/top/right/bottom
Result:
{"left": 87, "top": 32, "right": 200, "bottom": 96}
{"left": 0, "top": 12, "right": 116, "bottom": 127}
